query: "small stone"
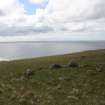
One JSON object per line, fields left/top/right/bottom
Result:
{"left": 96, "top": 64, "right": 104, "bottom": 72}
{"left": 71, "top": 88, "right": 79, "bottom": 94}
{"left": 24, "top": 69, "right": 34, "bottom": 78}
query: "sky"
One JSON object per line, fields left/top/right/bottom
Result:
{"left": 0, "top": 0, "right": 105, "bottom": 41}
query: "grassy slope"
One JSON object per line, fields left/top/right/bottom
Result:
{"left": 0, "top": 49, "right": 105, "bottom": 105}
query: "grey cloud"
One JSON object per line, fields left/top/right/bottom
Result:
{"left": 0, "top": 25, "right": 54, "bottom": 36}
{"left": 0, "top": 0, "right": 105, "bottom": 36}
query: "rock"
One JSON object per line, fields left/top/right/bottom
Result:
{"left": 67, "top": 60, "right": 79, "bottom": 68}
{"left": 96, "top": 63, "right": 105, "bottom": 72}
{"left": 71, "top": 88, "right": 79, "bottom": 94}
{"left": 24, "top": 69, "right": 34, "bottom": 78}
{"left": 50, "top": 64, "right": 62, "bottom": 69}
{"left": 96, "top": 67, "right": 102, "bottom": 72}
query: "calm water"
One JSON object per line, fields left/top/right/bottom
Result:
{"left": 0, "top": 41, "right": 105, "bottom": 60}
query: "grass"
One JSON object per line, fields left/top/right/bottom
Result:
{"left": 0, "top": 49, "right": 105, "bottom": 105}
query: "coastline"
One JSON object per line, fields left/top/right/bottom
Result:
{"left": 0, "top": 48, "right": 105, "bottom": 62}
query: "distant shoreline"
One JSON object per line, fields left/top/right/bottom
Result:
{"left": 0, "top": 49, "right": 105, "bottom": 62}
{"left": 0, "top": 40, "right": 105, "bottom": 43}
{"left": 0, "top": 41, "right": 105, "bottom": 61}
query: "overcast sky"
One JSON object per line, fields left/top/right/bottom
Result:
{"left": 0, "top": 0, "right": 105, "bottom": 41}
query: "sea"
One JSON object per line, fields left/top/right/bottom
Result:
{"left": 0, "top": 41, "right": 105, "bottom": 61}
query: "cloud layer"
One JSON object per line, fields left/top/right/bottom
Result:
{"left": 0, "top": 0, "right": 105, "bottom": 40}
